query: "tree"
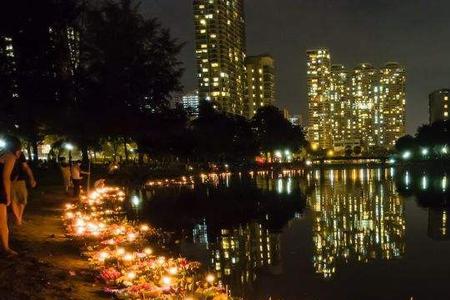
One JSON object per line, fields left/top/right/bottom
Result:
{"left": 0, "top": 0, "right": 80, "bottom": 160}
{"left": 70, "top": 0, "right": 184, "bottom": 161}
{"left": 395, "top": 134, "right": 417, "bottom": 153}
{"left": 252, "top": 106, "right": 307, "bottom": 155}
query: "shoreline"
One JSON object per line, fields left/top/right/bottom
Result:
{"left": 0, "top": 183, "right": 108, "bottom": 300}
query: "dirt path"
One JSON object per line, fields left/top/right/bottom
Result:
{"left": 0, "top": 184, "right": 109, "bottom": 300}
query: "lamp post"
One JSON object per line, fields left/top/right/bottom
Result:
{"left": 65, "top": 143, "right": 74, "bottom": 163}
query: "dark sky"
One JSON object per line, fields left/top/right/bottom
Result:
{"left": 141, "top": 0, "right": 450, "bottom": 133}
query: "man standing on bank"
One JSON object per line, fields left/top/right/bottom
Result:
{"left": 11, "top": 152, "right": 36, "bottom": 226}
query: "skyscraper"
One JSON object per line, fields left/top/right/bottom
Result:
{"left": 182, "top": 90, "right": 200, "bottom": 117}
{"left": 351, "top": 63, "right": 379, "bottom": 149}
{"left": 379, "top": 63, "right": 406, "bottom": 148}
{"left": 329, "top": 64, "right": 353, "bottom": 151}
{"left": 306, "top": 49, "right": 406, "bottom": 152}
{"left": 306, "top": 48, "right": 332, "bottom": 149}
{"left": 429, "top": 89, "right": 450, "bottom": 124}
{"left": 244, "top": 55, "right": 275, "bottom": 118}
{"left": 193, "top": 0, "right": 246, "bottom": 115}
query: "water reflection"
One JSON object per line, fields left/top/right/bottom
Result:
{"left": 395, "top": 169, "right": 450, "bottom": 242}
{"left": 306, "top": 169, "right": 405, "bottom": 278}
{"left": 204, "top": 222, "right": 281, "bottom": 297}
{"left": 126, "top": 168, "right": 450, "bottom": 299}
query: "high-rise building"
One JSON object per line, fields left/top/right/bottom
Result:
{"left": 0, "top": 36, "right": 19, "bottom": 102}
{"left": 193, "top": 0, "right": 246, "bottom": 115}
{"left": 306, "top": 48, "right": 332, "bottom": 149}
{"left": 429, "top": 89, "right": 450, "bottom": 124}
{"left": 182, "top": 90, "right": 200, "bottom": 116}
{"left": 289, "top": 114, "right": 303, "bottom": 127}
{"left": 351, "top": 63, "right": 379, "bottom": 149}
{"left": 329, "top": 64, "right": 354, "bottom": 151}
{"left": 244, "top": 55, "right": 275, "bottom": 118}
{"left": 379, "top": 63, "right": 406, "bottom": 148}
{"left": 306, "top": 49, "right": 406, "bottom": 152}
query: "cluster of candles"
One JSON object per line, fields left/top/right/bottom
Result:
{"left": 63, "top": 186, "right": 230, "bottom": 299}
{"left": 145, "top": 176, "right": 195, "bottom": 187}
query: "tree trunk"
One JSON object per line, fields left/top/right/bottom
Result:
{"left": 123, "top": 137, "right": 129, "bottom": 162}
{"left": 81, "top": 144, "right": 89, "bottom": 164}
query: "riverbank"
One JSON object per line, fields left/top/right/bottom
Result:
{"left": 0, "top": 182, "right": 108, "bottom": 300}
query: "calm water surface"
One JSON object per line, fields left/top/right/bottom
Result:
{"left": 127, "top": 168, "right": 450, "bottom": 300}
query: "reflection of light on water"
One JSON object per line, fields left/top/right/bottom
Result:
{"left": 421, "top": 175, "right": 428, "bottom": 190}
{"left": 404, "top": 172, "right": 410, "bottom": 188}
{"left": 277, "top": 178, "right": 283, "bottom": 194}
{"left": 390, "top": 167, "right": 395, "bottom": 177}
{"left": 314, "top": 170, "right": 320, "bottom": 180}
{"left": 442, "top": 176, "right": 447, "bottom": 192}
{"left": 308, "top": 167, "right": 405, "bottom": 279}
{"left": 287, "top": 178, "right": 292, "bottom": 194}
{"left": 443, "top": 211, "right": 447, "bottom": 236}
{"left": 351, "top": 169, "right": 357, "bottom": 181}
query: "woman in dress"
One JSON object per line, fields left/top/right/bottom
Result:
{"left": 0, "top": 135, "right": 22, "bottom": 256}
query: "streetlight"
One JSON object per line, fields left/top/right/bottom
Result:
{"left": 0, "top": 139, "right": 6, "bottom": 149}
{"left": 402, "top": 151, "right": 411, "bottom": 160}
{"left": 64, "top": 143, "right": 74, "bottom": 163}
{"left": 442, "top": 146, "right": 448, "bottom": 154}
{"left": 421, "top": 148, "right": 429, "bottom": 156}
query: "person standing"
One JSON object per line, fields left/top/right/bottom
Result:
{"left": 59, "top": 157, "right": 71, "bottom": 193}
{"left": 11, "top": 152, "right": 37, "bottom": 226}
{"left": 71, "top": 160, "right": 89, "bottom": 197}
{"left": 0, "top": 135, "right": 22, "bottom": 256}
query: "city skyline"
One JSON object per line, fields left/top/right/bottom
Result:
{"left": 141, "top": 0, "right": 450, "bottom": 133}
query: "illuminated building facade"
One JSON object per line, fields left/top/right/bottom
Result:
{"left": 182, "top": 90, "right": 200, "bottom": 116}
{"left": 307, "top": 168, "right": 405, "bottom": 278}
{"left": 0, "top": 36, "right": 19, "bottom": 102}
{"left": 351, "top": 63, "right": 380, "bottom": 148}
{"left": 379, "top": 63, "right": 406, "bottom": 148}
{"left": 306, "top": 49, "right": 406, "bottom": 152}
{"left": 429, "top": 89, "right": 450, "bottom": 124}
{"left": 289, "top": 114, "right": 302, "bottom": 127}
{"left": 306, "top": 48, "right": 332, "bottom": 149}
{"left": 244, "top": 55, "right": 275, "bottom": 118}
{"left": 193, "top": 0, "right": 246, "bottom": 115}
{"left": 329, "top": 64, "right": 354, "bottom": 151}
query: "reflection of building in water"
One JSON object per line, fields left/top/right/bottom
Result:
{"left": 209, "top": 222, "right": 281, "bottom": 296}
{"left": 428, "top": 208, "right": 449, "bottom": 241}
{"left": 308, "top": 168, "right": 405, "bottom": 278}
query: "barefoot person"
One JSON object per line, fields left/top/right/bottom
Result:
{"left": 0, "top": 135, "right": 22, "bottom": 256}
{"left": 11, "top": 152, "right": 36, "bottom": 225}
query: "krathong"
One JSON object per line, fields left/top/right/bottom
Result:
{"left": 63, "top": 186, "right": 230, "bottom": 299}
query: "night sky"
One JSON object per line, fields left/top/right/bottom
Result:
{"left": 141, "top": 0, "right": 450, "bottom": 133}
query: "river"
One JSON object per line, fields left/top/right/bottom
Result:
{"left": 125, "top": 167, "right": 450, "bottom": 300}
